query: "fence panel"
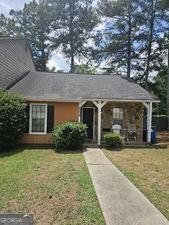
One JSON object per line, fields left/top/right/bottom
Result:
{"left": 143, "top": 115, "right": 168, "bottom": 131}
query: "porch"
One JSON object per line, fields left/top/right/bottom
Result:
{"left": 79, "top": 100, "right": 153, "bottom": 145}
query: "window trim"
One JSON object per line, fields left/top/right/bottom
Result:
{"left": 112, "top": 107, "right": 124, "bottom": 129}
{"left": 29, "top": 103, "right": 48, "bottom": 135}
{"left": 113, "top": 108, "right": 123, "bottom": 120}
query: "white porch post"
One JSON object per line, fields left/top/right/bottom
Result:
{"left": 92, "top": 101, "right": 107, "bottom": 145}
{"left": 78, "top": 108, "right": 81, "bottom": 122}
{"left": 78, "top": 101, "right": 86, "bottom": 122}
{"left": 98, "top": 104, "right": 102, "bottom": 145}
{"left": 147, "top": 102, "right": 152, "bottom": 143}
{"left": 143, "top": 102, "right": 152, "bottom": 143}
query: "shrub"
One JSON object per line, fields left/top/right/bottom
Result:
{"left": 53, "top": 121, "right": 87, "bottom": 150}
{"left": 0, "top": 90, "right": 27, "bottom": 149}
{"left": 103, "top": 132, "right": 123, "bottom": 148}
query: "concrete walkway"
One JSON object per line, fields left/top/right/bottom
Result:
{"left": 83, "top": 148, "right": 169, "bottom": 225}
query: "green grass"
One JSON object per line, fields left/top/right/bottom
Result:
{"left": 104, "top": 148, "right": 169, "bottom": 220}
{"left": 0, "top": 148, "right": 105, "bottom": 225}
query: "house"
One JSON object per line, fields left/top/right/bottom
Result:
{"left": 0, "top": 37, "right": 158, "bottom": 145}
{"left": 0, "top": 37, "right": 35, "bottom": 89}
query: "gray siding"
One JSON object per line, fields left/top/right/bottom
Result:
{"left": 0, "top": 38, "right": 35, "bottom": 89}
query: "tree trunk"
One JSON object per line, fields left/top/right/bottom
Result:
{"left": 70, "top": 53, "right": 74, "bottom": 73}
{"left": 127, "top": 1, "right": 132, "bottom": 79}
{"left": 167, "top": 48, "right": 169, "bottom": 130}
{"left": 69, "top": 1, "right": 75, "bottom": 73}
{"left": 40, "top": 39, "right": 47, "bottom": 72}
{"left": 41, "top": 47, "right": 47, "bottom": 71}
{"left": 144, "top": 0, "right": 157, "bottom": 89}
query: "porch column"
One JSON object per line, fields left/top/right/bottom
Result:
{"left": 92, "top": 101, "right": 107, "bottom": 145}
{"left": 98, "top": 105, "right": 102, "bottom": 145}
{"left": 78, "top": 101, "right": 86, "bottom": 122}
{"left": 147, "top": 102, "right": 152, "bottom": 143}
{"left": 143, "top": 102, "right": 152, "bottom": 143}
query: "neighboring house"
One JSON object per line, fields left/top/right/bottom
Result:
{"left": 0, "top": 37, "right": 158, "bottom": 145}
{"left": 0, "top": 37, "right": 35, "bottom": 89}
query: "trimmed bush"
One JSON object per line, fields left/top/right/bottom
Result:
{"left": 53, "top": 121, "right": 87, "bottom": 150}
{"left": 103, "top": 132, "right": 123, "bottom": 148}
{"left": 0, "top": 90, "right": 27, "bottom": 149}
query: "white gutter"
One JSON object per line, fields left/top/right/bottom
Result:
{"left": 80, "top": 99, "right": 160, "bottom": 103}
{"left": 25, "top": 98, "right": 160, "bottom": 103}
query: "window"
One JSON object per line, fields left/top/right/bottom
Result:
{"left": 29, "top": 104, "right": 47, "bottom": 134}
{"left": 113, "top": 108, "right": 123, "bottom": 126}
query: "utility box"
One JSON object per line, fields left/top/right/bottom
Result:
{"left": 151, "top": 126, "right": 157, "bottom": 144}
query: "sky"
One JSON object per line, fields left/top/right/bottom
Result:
{"left": 0, "top": 0, "right": 30, "bottom": 14}
{"left": 0, "top": 0, "right": 70, "bottom": 72}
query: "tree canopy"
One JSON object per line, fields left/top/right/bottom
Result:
{"left": 50, "top": 0, "right": 98, "bottom": 72}
{"left": 151, "top": 68, "right": 167, "bottom": 114}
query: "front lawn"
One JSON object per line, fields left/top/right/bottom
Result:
{"left": 104, "top": 148, "right": 169, "bottom": 220}
{"left": 0, "top": 149, "right": 105, "bottom": 225}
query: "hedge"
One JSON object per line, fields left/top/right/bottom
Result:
{"left": 0, "top": 90, "right": 27, "bottom": 149}
{"left": 53, "top": 121, "right": 87, "bottom": 150}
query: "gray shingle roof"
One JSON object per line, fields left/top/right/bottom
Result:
{"left": 0, "top": 37, "right": 35, "bottom": 89}
{"left": 10, "top": 71, "right": 156, "bottom": 101}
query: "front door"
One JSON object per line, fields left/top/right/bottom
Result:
{"left": 82, "top": 108, "right": 94, "bottom": 139}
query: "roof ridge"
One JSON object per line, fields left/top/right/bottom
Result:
{"left": 0, "top": 36, "right": 25, "bottom": 41}
{"left": 31, "top": 71, "right": 124, "bottom": 77}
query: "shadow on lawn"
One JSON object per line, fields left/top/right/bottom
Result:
{"left": 55, "top": 148, "right": 83, "bottom": 154}
{"left": 0, "top": 144, "right": 55, "bottom": 158}
{"left": 101, "top": 146, "right": 124, "bottom": 152}
{"left": 0, "top": 147, "right": 24, "bottom": 158}
{"left": 0, "top": 144, "right": 129, "bottom": 158}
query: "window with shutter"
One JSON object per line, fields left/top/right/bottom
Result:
{"left": 47, "top": 105, "right": 54, "bottom": 133}
{"left": 25, "top": 104, "right": 30, "bottom": 133}
{"left": 29, "top": 104, "right": 47, "bottom": 134}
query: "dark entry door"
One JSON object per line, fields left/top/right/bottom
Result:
{"left": 83, "top": 108, "right": 94, "bottom": 139}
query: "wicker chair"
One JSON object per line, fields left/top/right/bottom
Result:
{"left": 127, "top": 122, "right": 137, "bottom": 142}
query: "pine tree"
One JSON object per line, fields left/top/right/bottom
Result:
{"left": 96, "top": 0, "right": 143, "bottom": 78}
{"left": 95, "top": 0, "right": 169, "bottom": 82}
{"left": 138, "top": 0, "right": 168, "bottom": 89}
{"left": 6, "top": 0, "right": 54, "bottom": 71}
{"left": 50, "top": 0, "right": 98, "bottom": 72}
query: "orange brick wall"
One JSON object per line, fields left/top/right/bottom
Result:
{"left": 20, "top": 102, "right": 79, "bottom": 144}
{"left": 54, "top": 102, "right": 79, "bottom": 124}
{"left": 20, "top": 134, "right": 53, "bottom": 144}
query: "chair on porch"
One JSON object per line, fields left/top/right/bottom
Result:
{"left": 127, "top": 122, "right": 137, "bottom": 142}
{"left": 112, "top": 124, "right": 121, "bottom": 135}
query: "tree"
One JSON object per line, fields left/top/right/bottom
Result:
{"left": 6, "top": 0, "right": 54, "bottom": 71}
{"left": 95, "top": 0, "right": 168, "bottom": 82}
{"left": 162, "top": 0, "right": 169, "bottom": 7}
{"left": 96, "top": 0, "right": 143, "bottom": 78}
{"left": 0, "top": 14, "right": 9, "bottom": 35}
{"left": 50, "top": 0, "right": 98, "bottom": 72}
{"left": 161, "top": 0, "right": 169, "bottom": 129}
{"left": 151, "top": 68, "right": 167, "bottom": 115}
{"left": 74, "top": 64, "right": 96, "bottom": 74}
{"left": 167, "top": 38, "right": 169, "bottom": 129}
{"left": 139, "top": 0, "right": 168, "bottom": 89}
{"left": 144, "top": 0, "right": 157, "bottom": 89}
